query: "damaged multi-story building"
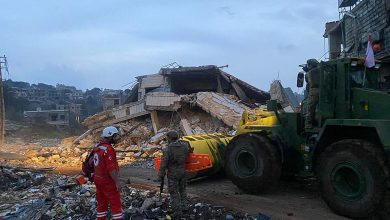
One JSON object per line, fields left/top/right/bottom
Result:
{"left": 23, "top": 103, "right": 83, "bottom": 127}
{"left": 83, "top": 65, "right": 270, "bottom": 136}
{"left": 24, "top": 107, "right": 70, "bottom": 127}
{"left": 126, "top": 65, "right": 269, "bottom": 104}
{"left": 325, "top": 0, "right": 390, "bottom": 60}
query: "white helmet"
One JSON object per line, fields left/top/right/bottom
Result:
{"left": 101, "top": 126, "right": 119, "bottom": 138}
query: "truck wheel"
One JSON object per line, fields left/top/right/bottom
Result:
{"left": 317, "top": 140, "right": 386, "bottom": 218}
{"left": 224, "top": 133, "right": 281, "bottom": 193}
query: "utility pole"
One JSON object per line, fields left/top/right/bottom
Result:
{"left": 0, "top": 55, "right": 8, "bottom": 144}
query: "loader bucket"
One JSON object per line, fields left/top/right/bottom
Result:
{"left": 154, "top": 133, "right": 233, "bottom": 175}
{"left": 153, "top": 153, "right": 213, "bottom": 172}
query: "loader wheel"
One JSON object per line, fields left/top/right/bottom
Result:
{"left": 317, "top": 140, "right": 386, "bottom": 218}
{"left": 225, "top": 133, "right": 281, "bottom": 193}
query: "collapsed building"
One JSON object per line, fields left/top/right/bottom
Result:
{"left": 127, "top": 65, "right": 269, "bottom": 104}
{"left": 64, "top": 65, "right": 273, "bottom": 166}
{"left": 82, "top": 65, "right": 269, "bottom": 139}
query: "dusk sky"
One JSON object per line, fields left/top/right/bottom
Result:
{"left": 1, "top": 0, "right": 338, "bottom": 92}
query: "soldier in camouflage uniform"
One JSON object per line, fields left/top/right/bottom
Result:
{"left": 158, "top": 130, "right": 191, "bottom": 218}
{"left": 305, "top": 59, "right": 320, "bottom": 129}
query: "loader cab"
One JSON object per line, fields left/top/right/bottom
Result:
{"left": 348, "top": 64, "right": 380, "bottom": 89}
{"left": 315, "top": 58, "right": 388, "bottom": 125}
{"left": 296, "top": 58, "right": 385, "bottom": 130}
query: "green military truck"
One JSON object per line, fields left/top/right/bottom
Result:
{"left": 224, "top": 57, "right": 390, "bottom": 218}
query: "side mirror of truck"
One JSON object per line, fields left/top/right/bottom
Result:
{"left": 297, "top": 72, "right": 305, "bottom": 88}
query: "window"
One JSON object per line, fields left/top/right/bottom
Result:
{"left": 51, "top": 114, "right": 58, "bottom": 121}
{"left": 350, "top": 70, "right": 364, "bottom": 87}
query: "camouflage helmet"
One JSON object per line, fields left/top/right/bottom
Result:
{"left": 307, "top": 59, "right": 319, "bottom": 69}
{"left": 166, "top": 130, "right": 179, "bottom": 141}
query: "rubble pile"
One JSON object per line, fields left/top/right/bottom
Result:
{"left": 0, "top": 166, "right": 263, "bottom": 219}
{"left": 0, "top": 166, "right": 93, "bottom": 219}
{"left": 1, "top": 141, "right": 85, "bottom": 170}
{"left": 2, "top": 92, "right": 250, "bottom": 170}
{"left": 195, "top": 92, "right": 250, "bottom": 129}
{"left": 120, "top": 188, "right": 255, "bottom": 219}
{"left": 1, "top": 91, "right": 258, "bottom": 173}
{"left": 2, "top": 123, "right": 157, "bottom": 170}
{"left": 51, "top": 103, "right": 236, "bottom": 169}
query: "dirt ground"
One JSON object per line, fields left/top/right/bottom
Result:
{"left": 51, "top": 165, "right": 348, "bottom": 219}
{"left": 119, "top": 166, "right": 348, "bottom": 220}
{"left": 2, "top": 149, "right": 387, "bottom": 220}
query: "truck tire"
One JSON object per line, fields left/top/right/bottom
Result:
{"left": 317, "top": 139, "right": 386, "bottom": 218}
{"left": 224, "top": 133, "right": 281, "bottom": 193}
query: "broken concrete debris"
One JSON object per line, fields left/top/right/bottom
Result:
{"left": 82, "top": 92, "right": 251, "bottom": 135}
{"left": 269, "top": 80, "right": 301, "bottom": 112}
{"left": 195, "top": 92, "right": 250, "bottom": 129}
{"left": 80, "top": 65, "right": 296, "bottom": 150}
{"left": 83, "top": 65, "right": 269, "bottom": 132}
{"left": 0, "top": 166, "right": 262, "bottom": 219}
{"left": 67, "top": 92, "right": 251, "bottom": 169}
{"left": 180, "top": 118, "right": 193, "bottom": 135}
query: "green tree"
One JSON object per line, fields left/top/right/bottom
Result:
{"left": 3, "top": 84, "right": 31, "bottom": 121}
{"left": 5, "top": 79, "right": 30, "bottom": 88}
{"left": 85, "top": 87, "right": 102, "bottom": 97}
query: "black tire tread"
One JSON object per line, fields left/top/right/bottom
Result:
{"left": 317, "top": 139, "right": 387, "bottom": 218}
{"left": 225, "top": 133, "right": 281, "bottom": 193}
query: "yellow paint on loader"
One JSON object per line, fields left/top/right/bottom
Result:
{"left": 181, "top": 133, "right": 232, "bottom": 171}
{"left": 178, "top": 108, "right": 277, "bottom": 173}
{"left": 236, "top": 109, "right": 278, "bottom": 135}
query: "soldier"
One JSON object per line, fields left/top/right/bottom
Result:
{"left": 305, "top": 59, "right": 320, "bottom": 129}
{"left": 157, "top": 130, "right": 191, "bottom": 218}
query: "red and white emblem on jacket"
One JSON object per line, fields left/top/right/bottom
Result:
{"left": 93, "top": 153, "right": 99, "bottom": 166}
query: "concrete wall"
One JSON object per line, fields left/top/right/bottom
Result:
{"left": 145, "top": 92, "right": 181, "bottom": 111}
{"left": 344, "top": 0, "right": 390, "bottom": 58}
{"left": 24, "top": 110, "right": 69, "bottom": 126}
{"left": 103, "top": 98, "right": 120, "bottom": 111}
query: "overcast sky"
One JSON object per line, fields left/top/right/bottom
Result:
{"left": 1, "top": 0, "right": 338, "bottom": 92}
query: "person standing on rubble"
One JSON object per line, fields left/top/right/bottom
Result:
{"left": 93, "top": 126, "right": 123, "bottom": 220}
{"left": 158, "top": 130, "right": 191, "bottom": 218}
{"left": 304, "top": 58, "right": 320, "bottom": 129}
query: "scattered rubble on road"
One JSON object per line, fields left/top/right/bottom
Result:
{"left": 0, "top": 166, "right": 267, "bottom": 219}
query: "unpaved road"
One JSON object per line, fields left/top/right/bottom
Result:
{"left": 120, "top": 167, "right": 349, "bottom": 220}
{"left": 0, "top": 150, "right": 381, "bottom": 220}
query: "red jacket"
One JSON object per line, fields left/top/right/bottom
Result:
{"left": 92, "top": 141, "right": 119, "bottom": 185}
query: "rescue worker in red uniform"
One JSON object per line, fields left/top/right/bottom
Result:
{"left": 93, "top": 126, "right": 122, "bottom": 220}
